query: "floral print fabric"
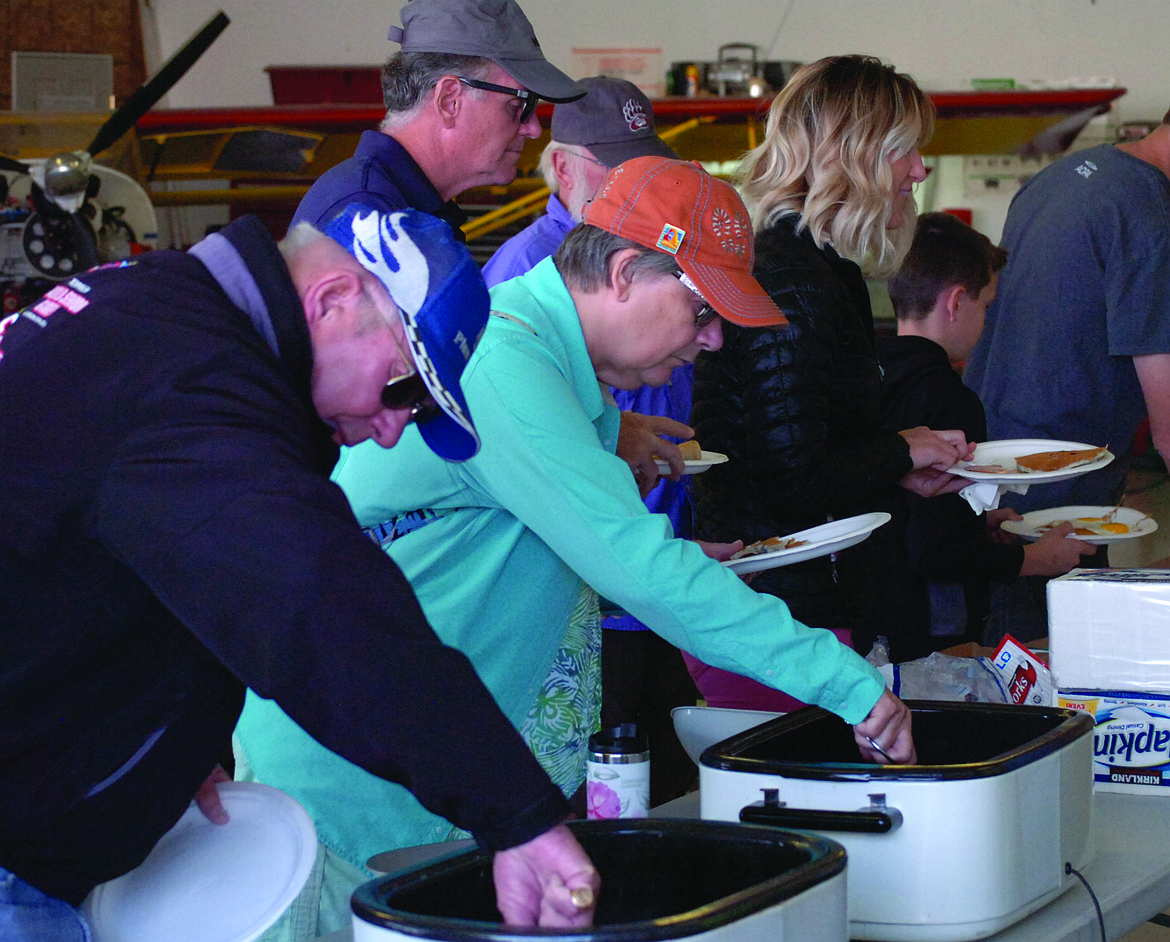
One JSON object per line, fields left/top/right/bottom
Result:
{"left": 519, "top": 583, "right": 602, "bottom": 798}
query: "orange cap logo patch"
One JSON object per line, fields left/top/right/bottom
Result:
{"left": 656, "top": 223, "right": 685, "bottom": 254}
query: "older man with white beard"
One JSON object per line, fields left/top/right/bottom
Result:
{"left": 482, "top": 75, "right": 677, "bottom": 285}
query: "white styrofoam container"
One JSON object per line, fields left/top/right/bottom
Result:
{"left": 1057, "top": 689, "right": 1170, "bottom": 794}
{"left": 1048, "top": 568, "right": 1170, "bottom": 691}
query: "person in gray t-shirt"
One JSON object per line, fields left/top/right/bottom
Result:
{"left": 963, "top": 107, "right": 1170, "bottom": 639}
{"left": 965, "top": 110, "right": 1170, "bottom": 512}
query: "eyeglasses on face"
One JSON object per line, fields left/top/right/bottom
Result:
{"left": 575, "top": 151, "right": 609, "bottom": 169}
{"left": 382, "top": 368, "right": 440, "bottom": 423}
{"left": 673, "top": 270, "right": 720, "bottom": 328}
{"left": 378, "top": 301, "right": 440, "bottom": 423}
{"left": 457, "top": 76, "right": 539, "bottom": 124}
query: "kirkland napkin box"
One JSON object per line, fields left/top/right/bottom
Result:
{"left": 1047, "top": 569, "right": 1170, "bottom": 692}
{"left": 1056, "top": 690, "right": 1170, "bottom": 794}
{"left": 1049, "top": 568, "right": 1170, "bottom": 794}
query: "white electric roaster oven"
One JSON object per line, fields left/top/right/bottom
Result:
{"left": 699, "top": 700, "right": 1095, "bottom": 942}
{"left": 351, "top": 818, "right": 850, "bottom": 942}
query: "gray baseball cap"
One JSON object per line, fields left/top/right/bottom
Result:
{"left": 551, "top": 76, "right": 678, "bottom": 167}
{"left": 388, "top": 0, "right": 585, "bottom": 103}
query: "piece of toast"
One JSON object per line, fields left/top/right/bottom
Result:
{"left": 652, "top": 440, "right": 703, "bottom": 461}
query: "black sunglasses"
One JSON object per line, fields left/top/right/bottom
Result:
{"left": 457, "top": 76, "right": 539, "bottom": 124}
{"left": 382, "top": 369, "right": 440, "bottom": 422}
{"left": 673, "top": 270, "right": 720, "bottom": 328}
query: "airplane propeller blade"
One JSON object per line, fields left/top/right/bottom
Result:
{"left": 86, "top": 10, "right": 229, "bottom": 159}
{"left": 0, "top": 154, "right": 30, "bottom": 175}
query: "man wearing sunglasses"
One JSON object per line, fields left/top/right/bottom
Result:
{"left": 483, "top": 76, "right": 678, "bottom": 287}
{"left": 0, "top": 203, "right": 598, "bottom": 942}
{"left": 293, "top": 0, "right": 584, "bottom": 233}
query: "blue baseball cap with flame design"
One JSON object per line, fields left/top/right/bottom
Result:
{"left": 324, "top": 204, "right": 486, "bottom": 461}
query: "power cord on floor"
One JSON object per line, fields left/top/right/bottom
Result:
{"left": 1066, "top": 861, "right": 1106, "bottom": 942}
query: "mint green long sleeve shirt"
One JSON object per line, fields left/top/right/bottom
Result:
{"left": 341, "top": 256, "right": 885, "bottom": 724}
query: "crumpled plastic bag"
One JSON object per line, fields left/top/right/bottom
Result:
{"left": 865, "top": 638, "right": 1009, "bottom": 703}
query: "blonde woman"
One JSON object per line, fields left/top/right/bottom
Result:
{"left": 686, "top": 55, "right": 972, "bottom": 709}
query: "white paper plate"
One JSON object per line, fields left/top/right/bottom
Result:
{"left": 84, "top": 782, "right": 316, "bottom": 942}
{"left": 948, "top": 439, "right": 1114, "bottom": 484}
{"left": 1001, "top": 505, "right": 1158, "bottom": 545}
{"left": 722, "top": 512, "right": 892, "bottom": 574}
{"left": 654, "top": 450, "right": 728, "bottom": 475}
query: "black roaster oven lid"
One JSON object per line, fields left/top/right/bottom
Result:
{"left": 700, "top": 700, "right": 1094, "bottom": 782}
{"left": 351, "top": 818, "right": 846, "bottom": 940}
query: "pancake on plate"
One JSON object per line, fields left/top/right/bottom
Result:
{"left": 964, "top": 445, "right": 1108, "bottom": 475}
{"left": 1014, "top": 446, "right": 1109, "bottom": 473}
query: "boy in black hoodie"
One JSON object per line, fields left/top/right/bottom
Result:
{"left": 866, "top": 212, "right": 1092, "bottom": 660}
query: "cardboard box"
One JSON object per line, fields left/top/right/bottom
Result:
{"left": 1057, "top": 690, "right": 1170, "bottom": 794}
{"left": 1048, "top": 568, "right": 1170, "bottom": 692}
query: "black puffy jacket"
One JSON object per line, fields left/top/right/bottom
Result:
{"left": 691, "top": 215, "right": 912, "bottom": 637}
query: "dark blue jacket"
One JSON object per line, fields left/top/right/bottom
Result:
{"left": 0, "top": 216, "right": 565, "bottom": 904}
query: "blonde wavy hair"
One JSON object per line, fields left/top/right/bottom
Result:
{"left": 737, "top": 55, "right": 935, "bottom": 277}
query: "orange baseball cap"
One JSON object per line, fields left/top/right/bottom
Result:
{"left": 582, "top": 157, "right": 788, "bottom": 327}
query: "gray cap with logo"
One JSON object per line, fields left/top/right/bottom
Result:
{"left": 550, "top": 76, "right": 678, "bottom": 167}
{"left": 388, "top": 0, "right": 585, "bottom": 103}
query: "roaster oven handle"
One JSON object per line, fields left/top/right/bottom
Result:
{"left": 739, "top": 791, "right": 903, "bottom": 834}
